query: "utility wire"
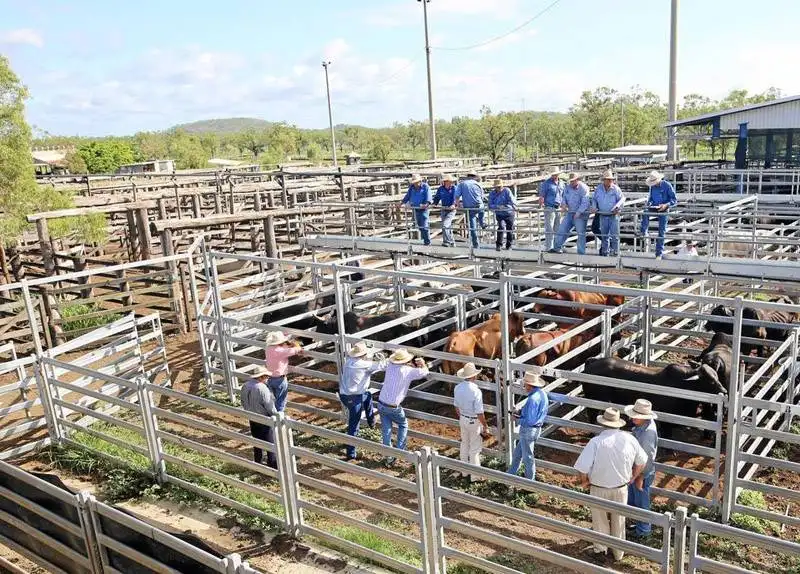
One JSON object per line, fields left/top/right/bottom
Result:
{"left": 432, "top": 0, "right": 562, "bottom": 52}
{"left": 371, "top": 56, "right": 422, "bottom": 87}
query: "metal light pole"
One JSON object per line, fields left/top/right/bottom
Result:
{"left": 418, "top": 0, "right": 437, "bottom": 160}
{"left": 666, "top": 0, "right": 679, "bottom": 162}
{"left": 322, "top": 61, "right": 338, "bottom": 167}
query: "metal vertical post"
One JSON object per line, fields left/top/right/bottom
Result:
{"left": 429, "top": 452, "right": 447, "bottom": 573}
{"left": 274, "top": 413, "right": 301, "bottom": 536}
{"left": 416, "top": 447, "right": 441, "bottom": 574}
{"left": 392, "top": 254, "right": 405, "bottom": 312}
{"left": 76, "top": 492, "right": 104, "bottom": 574}
{"left": 224, "top": 553, "right": 242, "bottom": 574}
{"left": 721, "top": 296, "right": 744, "bottom": 522}
{"left": 499, "top": 274, "right": 513, "bottom": 463}
{"left": 785, "top": 328, "right": 799, "bottom": 429}
{"left": 455, "top": 294, "right": 466, "bottom": 331}
{"left": 419, "top": 0, "right": 437, "bottom": 160}
{"left": 673, "top": 506, "right": 688, "bottom": 574}
{"left": 686, "top": 514, "right": 700, "bottom": 574}
{"left": 661, "top": 511, "right": 673, "bottom": 574}
{"left": 322, "top": 61, "right": 338, "bottom": 167}
{"left": 666, "top": 0, "right": 679, "bottom": 162}
{"left": 642, "top": 296, "right": 652, "bottom": 366}
{"left": 332, "top": 268, "right": 349, "bottom": 368}
{"left": 601, "top": 309, "right": 613, "bottom": 357}
{"left": 210, "top": 253, "right": 236, "bottom": 401}
{"left": 137, "top": 377, "right": 166, "bottom": 482}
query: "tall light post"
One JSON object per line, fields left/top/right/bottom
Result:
{"left": 418, "top": 0, "right": 437, "bottom": 160}
{"left": 666, "top": 0, "right": 679, "bottom": 162}
{"left": 322, "top": 61, "right": 338, "bottom": 166}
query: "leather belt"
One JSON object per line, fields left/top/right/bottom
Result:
{"left": 591, "top": 483, "right": 627, "bottom": 490}
{"left": 378, "top": 400, "right": 399, "bottom": 409}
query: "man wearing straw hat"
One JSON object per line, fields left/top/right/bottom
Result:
{"left": 432, "top": 174, "right": 458, "bottom": 247}
{"left": 240, "top": 366, "right": 278, "bottom": 468}
{"left": 539, "top": 167, "right": 564, "bottom": 251}
{"left": 339, "top": 342, "right": 388, "bottom": 460}
{"left": 640, "top": 170, "right": 677, "bottom": 259}
{"left": 376, "top": 349, "right": 429, "bottom": 466}
{"left": 590, "top": 170, "right": 626, "bottom": 257}
{"left": 401, "top": 174, "right": 433, "bottom": 246}
{"left": 488, "top": 178, "right": 518, "bottom": 251}
{"left": 507, "top": 372, "right": 549, "bottom": 481}
{"left": 625, "top": 399, "right": 659, "bottom": 539}
{"left": 453, "top": 363, "right": 490, "bottom": 481}
{"left": 573, "top": 407, "right": 647, "bottom": 561}
{"left": 454, "top": 170, "right": 487, "bottom": 248}
{"left": 264, "top": 331, "right": 305, "bottom": 413}
{"left": 551, "top": 172, "right": 590, "bottom": 255}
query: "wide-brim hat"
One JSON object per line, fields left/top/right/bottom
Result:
{"left": 601, "top": 169, "right": 616, "bottom": 180}
{"left": 265, "top": 331, "right": 289, "bottom": 346}
{"left": 547, "top": 167, "right": 562, "bottom": 177}
{"left": 389, "top": 349, "right": 414, "bottom": 364}
{"left": 645, "top": 170, "right": 664, "bottom": 186}
{"left": 568, "top": 172, "right": 581, "bottom": 183}
{"left": 348, "top": 342, "right": 373, "bottom": 358}
{"left": 522, "top": 372, "right": 545, "bottom": 387}
{"left": 456, "top": 362, "right": 481, "bottom": 379}
{"left": 466, "top": 170, "right": 479, "bottom": 178}
{"left": 493, "top": 178, "right": 504, "bottom": 187}
{"left": 410, "top": 173, "right": 422, "bottom": 184}
{"left": 596, "top": 407, "right": 626, "bottom": 428}
{"left": 252, "top": 366, "right": 271, "bottom": 378}
{"left": 624, "top": 399, "right": 657, "bottom": 420}
{"left": 442, "top": 174, "right": 455, "bottom": 182}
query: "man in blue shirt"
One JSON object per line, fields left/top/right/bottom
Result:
{"left": 339, "top": 342, "right": 388, "bottom": 460}
{"left": 454, "top": 171, "right": 486, "bottom": 248}
{"left": 507, "top": 372, "right": 549, "bottom": 480}
{"left": 401, "top": 174, "right": 433, "bottom": 246}
{"left": 551, "top": 172, "right": 590, "bottom": 254}
{"left": 488, "top": 178, "right": 517, "bottom": 251}
{"left": 640, "top": 171, "right": 677, "bottom": 259}
{"left": 539, "top": 167, "right": 564, "bottom": 251}
{"left": 432, "top": 174, "right": 457, "bottom": 247}
{"left": 624, "top": 399, "right": 659, "bottom": 539}
{"left": 591, "top": 170, "right": 626, "bottom": 256}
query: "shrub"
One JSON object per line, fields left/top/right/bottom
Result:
{"left": 60, "top": 303, "right": 121, "bottom": 333}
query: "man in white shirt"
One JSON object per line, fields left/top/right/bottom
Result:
{"left": 574, "top": 407, "right": 647, "bottom": 561}
{"left": 377, "top": 349, "right": 429, "bottom": 466}
{"left": 453, "top": 363, "right": 489, "bottom": 482}
{"left": 339, "top": 342, "right": 388, "bottom": 461}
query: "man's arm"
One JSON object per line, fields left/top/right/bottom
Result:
{"left": 612, "top": 189, "right": 626, "bottom": 212}
{"left": 258, "top": 384, "right": 277, "bottom": 416}
{"left": 400, "top": 187, "right": 411, "bottom": 205}
{"left": 666, "top": 182, "right": 678, "bottom": 208}
{"left": 577, "top": 472, "right": 590, "bottom": 488}
{"left": 630, "top": 463, "right": 645, "bottom": 489}
{"left": 509, "top": 189, "right": 518, "bottom": 210}
{"left": 423, "top": 184, "right": 433, "bottom": 206}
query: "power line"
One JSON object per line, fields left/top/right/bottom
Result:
{"left": 371, "top": 56, "right": 421, "bottom": 87}
{"left": 432, "top": 0, "right": 562, "bottom": 52}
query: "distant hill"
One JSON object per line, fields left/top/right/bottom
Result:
{"left": 172, "top": 118, "right": 274, "bottom": 134}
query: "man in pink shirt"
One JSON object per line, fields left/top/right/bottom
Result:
{"left": 264, "top": 331, "right": 304, "bottom": 412}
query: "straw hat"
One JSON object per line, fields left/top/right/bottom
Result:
{"left": 389, "top": 349, "right": 415, "bottom": 364}
{"left": 347, "top": 342, "right": 373, "bottom": 358}
{"left": 466, "top": 170, "right": 479, "bottom": 178}
{"left": 410, "top": 173, "right": 422, "bottom": 184}
{"left": 645, "top": 170, "right": 664, "bottom": 186}
{"left": 596, "top": 407, "right": 626, "bottom": 428}
{"left": 568, "top": 172, "right": 581, "bottom": 183}
{"left": 493, "top": 178, "right": 504, "bottom": 188}
{"left": 601, "top": 169, "right": 616, "bottom": 180}
{"left": 251, "top": 366, "right": 271, "bottom": 378}
{"left": 624, "top": 399, "right": 658, "bottom": 420}
{"left": 547, "top": 167, "right": 562, "bottom": 178}
{"left": 522, "top": 372, "right": 545, "bottom": 388}
{"left": 265, "top": 331, "right": 289, "bottom": 346}
{"left": 456, "top": 362, "right": 481, "bottom": 379}
{"left": 442, "top": 174, "right": 455, "bottom": 182}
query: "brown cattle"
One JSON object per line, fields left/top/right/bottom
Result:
{"left": 442, "top": 312, "right": 525, "bottom": 375}
{"left": 533, "top": 282, "right": 625, "bottom": 324}
{"left": 514, "top": 326, "right": 600, "bottom": 367}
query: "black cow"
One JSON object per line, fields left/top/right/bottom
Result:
{"left": 314, "top": 311, "right": 421, "bottom": 343}
{"left": 706, "top": 301, "right": 800, "bottom": 357}
{"left": 692, "top": 331, "right": 734, "bottom": 389}
{"left": 582, "top": 357, "right": 727, "bottom": 439}
{"left": 260, "top": 293, "right": 336, "bottom": 332}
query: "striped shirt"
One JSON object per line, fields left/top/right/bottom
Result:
{"left": 340, "top": 356, "right": 388, "bottom": 395}
{"left": 378, "top": 363, "right": 429, "bottom": 406}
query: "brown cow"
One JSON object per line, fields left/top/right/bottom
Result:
{"left": 533, "top": 283, "right": 625, "bottom": 324}
{"left": 514, "top": 326, "right": 600, "bottom": 367}
{"left": 442, "top": 312, "right": 525, "bottom": 375}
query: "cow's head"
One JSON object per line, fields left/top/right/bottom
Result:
{"left": 697, "top": 363, "right": 728, "bottom": 396}
{"left": 312, "top": 312, "right": 337, "bottom": 334}
{"left": 533, "top": 289, "right": 563, "bottom": 313}
{"left": 509, "top": 312, "right": 525, "bottom": 340}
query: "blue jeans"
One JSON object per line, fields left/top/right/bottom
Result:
{"left": 249, "top": 421, "right": 277, "bottom": 468}
{"left": 413, "top": 209, "right": 431, "bottom": 245}
{"left": 268, "top": 376, "right": 288, "bottom": 412}
{"left": 640, "top": 212, "right": 668, "bottom": 256}
{"left": 628, "top": 473, "right": 654, "bottom": 535}
{"left": 466, "top": 209, "right": 481, "bottom": 248}
{"left": 340, "top": 392, "right": 375, "bottom": 459}
{"left": 440, "top": 209, "right": 456, "bottom": 246}
{"left": 554, "top": 212, "right": 588, "bottom": 254}
{"left": 378, "top": 403, "right": 408, "bottom": 451}
{"left": 599, "top": 215, "right": 620, "bottom": 256}
{"left": 543, "top": 207, "right": 561, "bottom": 250}
{"left": 507, "top": 426, "right": 542, "bottom": 480}
{"left": 495, "top": 212, "right": 515, "bottom": 249}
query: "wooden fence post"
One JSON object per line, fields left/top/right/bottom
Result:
{"left": 136, "top": 208, "right": 153, "bottom": 261}
{"left": 36, "top": 219, "right": 56, "bottom": 277}
{"left": 126, "top": 209, "right": 139, "bottom": 262}
{"left": 265, "top": 215, "right": 278, "bottom": 270}
{"left": 39, "top": 285, "right": 64, "bottom": 346}
{"left": 160, "top": 228, "right": 188, "bottom": 334}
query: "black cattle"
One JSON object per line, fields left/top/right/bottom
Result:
{"left": 260, "top": 293, "right": 336, "bottom": 332}
{"left": 314, "top": 311, "right": 421, "bottom": 343}
{"left": 693, "top": 331, "right": 734, "bottom": 389}
{"left": 582, "top": 357, "right": 727, "bottom": 439}
{"left": 705, "top": 305, "right": 767, "bottom": 356}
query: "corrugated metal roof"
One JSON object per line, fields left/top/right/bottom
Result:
{"left": 664, "top": 94, "right": 800, "bottom": 128}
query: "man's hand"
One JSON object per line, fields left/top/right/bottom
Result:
{"left": 447, "top": 204, "right": 456, "bottom": 211}
{"left": 612, "top": 208, "right": 620, "bottom": 215}
{"left": 560, "top": 205, "right": 568, "bottom": 213}
{"left": 634, "top": 475, "right": 644, "bottom": 490}
{"left": 590, "top": 207, "right": 597, "bottom": 214}
{"left": 659, "top": 204, "right": 668, "bottom": 212}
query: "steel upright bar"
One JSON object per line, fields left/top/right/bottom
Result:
{"left": 499, "top": 274, "right": 513, "bottom": 463}
{"left": 721, "top": 296, "right": 744, "bottom": 522}
{"left": 416, "top": 447, "right": 441, "bottom": 574}
{"left": 786, "top": 328, "right": 800, "bottom": 429}
{"left": 322, "top": 62, "right": 338, "bottom": 167}
{"left": 666, "top": 0, "right": 679, "bottom": 162}
{"left": 274, "top": 413, "right": 301, "bottom": 536}
{"left": 137, "top": 376, "right": 166, "bottom": 482}
{"left": 418, "top": 0, "right": 437, "bottom": 160}
{"left": 673, "top": 506, "right": 688, "bottom": 574}
{"left": 332, "top": 268, "right": 349, "bottom": 368}
{"left": 209, "top": 254, "right": 236, "bottom": 402}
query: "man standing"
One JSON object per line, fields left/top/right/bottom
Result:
{"left": 507, "top": 372, "right": 548, "bottom": 480}
{"left": 539, "top": 168, "right": 564, "bottom": 251}
{"left": 640, "top": 170, "right": 677, "bottom": 259}
{"left": 453, "top": 363, "right": 489, "bottom": 481}
{"left": 551, "top": 173, "right": 590, "bottom": 255}
{"left": 401, "top": 174, "right": 433, "bottom": 246}
{"left": 240, "top": 366, "right": 278, "bottom": 468}
{"left": 624, "top": 399, "right": 658, "bottom": 539}
{"left": 591, "top": 170, "right": 626, "bottom": 257}
{"left": 377, "top": 349, "right": 429, "bottom": 466}
{"left": 573, "top": 407, "right": 647, "bottom": 562}
{"left": 432, "top": 174, "right": 457, "bottom": 247}
{"left": 264, "top": 331, "right": 304, "bottom": 412}
{"left": 339, "top": 342, "right": 388, "bottom": 460}
{"left": 454, "top": 171, "right": 486, "bottom": 248}
{"left": 488, "top": 178, "right": 517, "bottom": 251}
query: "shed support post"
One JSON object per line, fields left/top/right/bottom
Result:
{"left": 721, "top": 296, "right": 744, "bottom": 523}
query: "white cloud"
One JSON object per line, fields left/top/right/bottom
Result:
{"left": 0, "top": 28, "right": 44, "bottom": 48}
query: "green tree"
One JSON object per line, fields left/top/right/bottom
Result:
{"left": 64, "top": 150, "right": 88, "bottom": 174}
{"left": 168, "top": 130, "right": 209, "bottom": 169}
{"left": 237, "top": 128, "right": 268, "bottom": 158}
{"left": 369, "top": 135, "right": 394, "bottom": 162}
{"left": 306, "top": 142, "right": 322, "bottom": 162}
{"left": 133, "top": 131, "right": 169, "bottom": 161}
{"left": 407, "top": 120, "right": 427, "bottom": 151}
{"left": 77, "top": 140, "right": 135, "bottom": 173}
{"left": 469, "top": 106, "right": 524, "bottom": 163}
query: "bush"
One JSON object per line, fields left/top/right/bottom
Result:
{"left": 731, "top": 490, "right": 779, "bottom": 534}
{"left": 61, "top": 303, "right": 121, "bottom": 333}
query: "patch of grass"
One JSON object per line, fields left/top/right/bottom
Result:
{"left": 325, "top": 524, "right": 422, "bottom": 569}
{"left": 730, "top": 490, "right": 779, "bottom": 535}
{"left": 61, "top": 302, "right": 122, "bottom": 333}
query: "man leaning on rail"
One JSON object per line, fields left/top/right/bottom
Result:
{"left": 591, "top": 170, "right": 626, "bottom": 257}
{"left": 539, "top": 167, "right": 565, "bottom": 251}
{"left": 454, "top": 171, "right": 487, "bottom": 249}
{"left": 400, "top": 174, "right": 433, "bottom": 246}
{"left": 488, "top": 178, "right": 518, "bottom": 251}
{"left": 339, "top": 342, "right": 387, "bottom": 461}
{"left": 432, "top": 174, "right": 458, "bottom": 247}
{"left": 550, "top": 172, "right": 590, "bottom": 255}
{"left": 640, "top": 170, "right": 677, "bottom": 259}
{"left": 240, "top": 366, "right": 278, "bottom": 469}
{"left": 507, "top": 372, "right": 548, "bottom": 481}
{"left": 264, "top": 331, "right": 305, "bottom": 412}
{"left": 625, "top": 399, "right": 659, "bottom": 539}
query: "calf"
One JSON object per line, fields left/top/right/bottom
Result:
{"left": 442, "top": 312, "right": 525, "bottom": 375}
{"left": 514, "top": 326, "right": 600, "bottom": 368}
{"left": 533, "top": 283, "right": 625, "bottom": 324}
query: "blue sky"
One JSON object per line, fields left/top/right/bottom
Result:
{"left": 2, "top": 0, "right": 799, "bottom": 136}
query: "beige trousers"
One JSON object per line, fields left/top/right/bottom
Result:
{"left": 589, "top": 484, "right": 628, "bottom": 560}
{"left": 459, "top": 416, "right": 483, "bottom": 481}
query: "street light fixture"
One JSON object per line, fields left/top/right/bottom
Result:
{"left": 322, "top": 61, "right": 338, "bottom": 167}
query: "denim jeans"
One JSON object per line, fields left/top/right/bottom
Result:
{"left": 466, "top": 209, "right": 481, "bottom": 248}
{"left": 440, "top": 209, "right": 456, "bottom": 246}
{"left": 413, "top": 209, "right": 431, "bottom": 245}
{"left": 543, "top": 208, "right": 561, "bottom": 250}
{"left": 340, "top": 392, "right": 375, "bottom": 459}
{"left": 507, "top": 426, "right": 542, "bottom": 480}
{"left": 249, "top": 421, "right": 276, "bottom": 468}
{"left": 640, "top": 211, "right": 668, "bottom": 256}
{"left": 599, "top": 214, "right": 620, "bottom": 256}
{"left": 267, "top": 376, "right": 288, "bottom": 412}
{"left": 627, "top": 472, "right": 654, "bottom": 535}
{"left": 495, "top": 212, "right": 515, "bottom": 249}
{"left": 554, "top": 212, "right": 588, "bottom": 254}
{"left": 378, "top": 403, "right": 408, "bottom": 451}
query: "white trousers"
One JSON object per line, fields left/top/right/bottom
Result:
{"left": 459, "top": 416, "right": 483, "bottom": 481}
{"left": 589, "top": 484, "right": 628, "bottom": 560}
